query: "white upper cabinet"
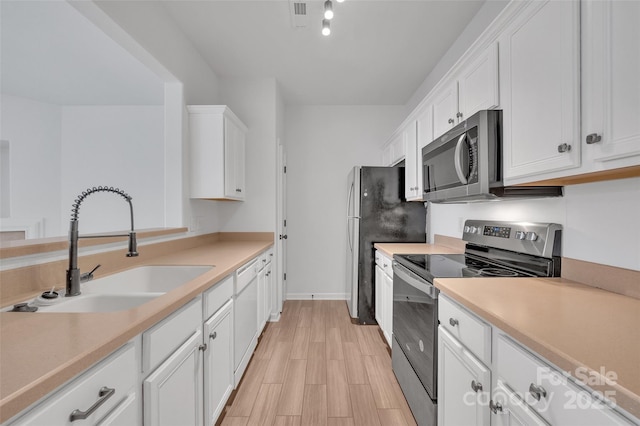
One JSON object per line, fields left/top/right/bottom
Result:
{"left": 433, "top": 42, "right": 500, "bottom": 140}
{"left": 403, "top": 120, "right": 420, "bottom": 200}
{"left": 458, "top": 43, "right": 500, "bottom": 121}
{"left": 432, "top": 82, "right": 459, "bottom": 139}
{"left": 500, "top": 0, "right": 581, "bottom": 183}
{"left": 188, "top": 105, "right": 248, "bottom": 201}
{"left": 581, "top": 0, "right": 640, "bottom": 168}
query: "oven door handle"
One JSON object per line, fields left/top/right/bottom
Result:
{"left": 454, "top": 133, "right": 469, "bottom": 184}
{"left": 393, "top": 262, "right": 438, "bottom": 300}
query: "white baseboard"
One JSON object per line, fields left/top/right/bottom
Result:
{"left": 269, "top": 312, "right": 281, "bottom": 322}
{"left": 285, "top": 293, "right": 348, "bottom": 300}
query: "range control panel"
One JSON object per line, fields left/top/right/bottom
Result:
{"left": 462, "top": 220, "right": 562, "bottom": 258}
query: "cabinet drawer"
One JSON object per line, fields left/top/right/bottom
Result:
{"left": 10, "top": 343, "right": 136, "bottom": 426}
{"left": 236, "top": 259, "right": 258, "bottom": 294}
{"left": 377, "top": 252, "right": 393, "bottom": 277}
{"left": 142, "top": 297, "right": 202, "bottom": 374}
{"left": 496, "top": 335, "right": 632, "bottom": 425}
{"left": 265, "top": 248, "right": 274, "bottom": 264}
{"left": 204, "top": 275, "right": 233, "bottom": 319}
{"left": 438, "top": 295, "right": 491, "bottom": 364}
{"left": 375, "top": 250, "right": 383, "bottom": 267}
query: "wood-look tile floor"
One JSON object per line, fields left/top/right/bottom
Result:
{"left": 220, "top": 300, "right": 417, "bottom": 426}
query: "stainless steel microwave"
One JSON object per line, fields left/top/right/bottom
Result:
{"left": 422, "top": 110, "right": 562, "bottom": 202}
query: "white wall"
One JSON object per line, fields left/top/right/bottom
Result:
{"left": 60, "top": 106, "right": 165, "bottom": 235}
{"left": 285, "top": 106, "right": 405, "bottom": 299}
{"left": 0, "top": 94, "right": 62, "bottom": 237}
{"left": 92, "top": 1, "right": 220, "bottom": 105}
{"left": 215, "top": 78, "right": 279, "bottom": 233}
{"left": 428, "top": 177, "right": 640, "bottom": 271}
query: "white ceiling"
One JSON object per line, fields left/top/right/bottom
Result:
{"left": 1, "top": 0, "right": 485, "bottom": 107}
{"left": 1, "top": 1, "right": 164, "bottom": 106}
{"left": 162, "top": 0, "right": 485, "bottom": 105}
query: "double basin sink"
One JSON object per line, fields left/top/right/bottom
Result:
{"left": 36, "top": 265, "right": 214, "bottom": 313}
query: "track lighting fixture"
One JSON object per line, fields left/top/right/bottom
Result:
{"left": 322, "top": 19, "right": 331, "bottom": 36}
{"left": 324, "top": 0, "right": 334, "bottom": 20}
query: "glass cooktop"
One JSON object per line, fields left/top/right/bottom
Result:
{"left": 394, "top": 253, "right": 534, "bottom": 282}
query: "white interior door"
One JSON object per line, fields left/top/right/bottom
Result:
{"left": 276, "top": 143, "right": 287, "bottom": 312}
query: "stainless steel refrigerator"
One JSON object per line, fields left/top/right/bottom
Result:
{"left": 346, "top": 166, "right": 426, "bottom": 324}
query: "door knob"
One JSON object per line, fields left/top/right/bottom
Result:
{"left": 557, "top": 143, "right": 572, "bottom": 153}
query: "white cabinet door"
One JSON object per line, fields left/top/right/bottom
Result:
{"left": 223, "top": 116, "right": 246, "bottom": 200}
{"left": 438, "top": 327, "right": 491, "bottom": 426}
{"left": 265, "top": 262, "right": 274, "bottom": 321}
{"left": 492, "top": 381, "right": 549, "bottom": 426}
{"left": 382, "top": 270, "right": 393, "bottom": 347}
{"left": 433, "top": 82, "right": 459, "bottom": 139}
{"left": 390, "top": 132, "right": 405, "bottom": 164}
{"left": 257, "top": 265, "right": 266, "bottom": 333}
{"left": 582, "top": 0, "right": 640, "bottom": 166}
{"left": 234, "top": 273, "right": 258, "bottom": 383}
{"left": 458, "top": 43, "right": 500, "bottom": 121}
{"left": 500, "top": 0, "right": 581, "bottom": 183}
{"left": 375, "top": 264, "right": 384, "bottom": 328}
{"left": 204, "top": 300, "right": 234, "bottom": 426}
{"left": 403, "top": 120, "right": 420, "bottom": 201}
{"left": 143, "top": 330, "right": 204, "bottom": 426}
{"left": 188, "top": 105, "right": 247, "bottom": 201}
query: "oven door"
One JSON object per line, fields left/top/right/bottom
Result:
{"left": 392, "top": 261, "right": 438, "bottom": 399}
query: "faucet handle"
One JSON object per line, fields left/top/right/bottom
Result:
{"left": 80, "top": 264, "right": 101, "bottom": 283}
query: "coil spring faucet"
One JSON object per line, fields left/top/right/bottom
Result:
{"left": 66, "top": 186, "right": 139, "bottom": 297}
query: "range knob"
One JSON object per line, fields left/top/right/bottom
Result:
{"left": 515, "top": 231, "right": 526, "bottom": 240}
{"left": 525, "top": 232, "right": 538, "bottom": 241}
{"left": 464, "top": 225, "right": 471, "bottom": 233}
{"left": 468, "top": 226, "right": 478, "bottom": 234}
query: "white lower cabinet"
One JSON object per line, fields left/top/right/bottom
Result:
{"left": 374, "top": 250, "right": 393, "bottom": 347}
{"left": 95, "top": 393, "right": 138, "bottom": 426}
{"left": 234, "top": 259, "right": 259, "bottom": 385}
{"left": 438, "top": 327, "right": 491, "bottom": 426}
{"left": 438, "top": 294, "right": 636, "bottom": 426}
{"left": 143, "top": 330, "right": 204, "bottom": 426}
{"left": 7, "top": 343, "right": 138, "bottom": 426}
{"left": 6, "top": 248, "right": 276, "bottom": 426}
{"left": 492, "top": 381, "right": 549, "bottom": 426}
{"left": 203, "top": 299, "right": 234, "bottom": 426}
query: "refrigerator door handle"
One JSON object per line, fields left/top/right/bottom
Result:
{"left": 347, "top": 182, "right": 354, "bottom": 252}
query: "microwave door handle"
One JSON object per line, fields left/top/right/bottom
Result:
{"left": 454, "top": 133, "right": 469, "bottom": 184}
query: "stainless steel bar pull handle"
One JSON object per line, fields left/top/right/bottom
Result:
{"left": 69, "top": 386, "right": 115, "bottom": 422}
{"left": 471, "top": 380, "right": 483, "bottom": 393}
{"left": 529, "top": 383, "right": 547, "bottom": 401}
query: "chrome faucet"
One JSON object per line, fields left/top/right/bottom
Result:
{"left": 66, "top": 187, "right": 139, "bottom": 297}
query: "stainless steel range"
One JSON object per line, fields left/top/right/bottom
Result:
{"left": 391, "top": 220, "right": 562, "bottom": 426}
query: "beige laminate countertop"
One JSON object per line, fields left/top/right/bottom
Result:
{"left": 374, "top": 242, "right": 465, "bottom": 257}
{"left": 0, "top": 239, "right": 272, "bottom": 422}
{"left": 435, "top": 277, "right": 640, "bottom": 419}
